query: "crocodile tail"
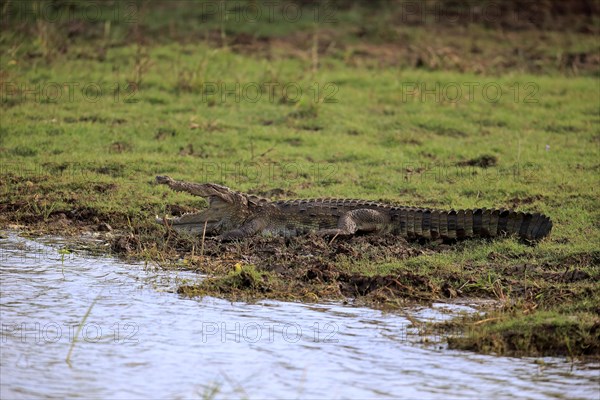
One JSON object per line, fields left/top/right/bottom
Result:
{"left": 393, "top": 208, "right": 552, "bottom": 241}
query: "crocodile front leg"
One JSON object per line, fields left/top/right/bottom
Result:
{"left": 217, "top": 217, "right": 267, "bottom": 241}
{"left": 316, "top": 209, "right": 390, "bottom": 236}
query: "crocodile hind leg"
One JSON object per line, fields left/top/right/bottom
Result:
{"left": 316, "top": 209, "right": 389, "bottom": 237}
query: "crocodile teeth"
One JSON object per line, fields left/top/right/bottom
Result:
{"left": 155, "top": 215, "right": 172, "bottom": 224}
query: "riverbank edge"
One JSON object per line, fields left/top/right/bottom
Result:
{"left": 2, "top": 216, "right": 598, "bottom": 360}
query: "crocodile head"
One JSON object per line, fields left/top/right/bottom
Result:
{"left": 155, "top": 176, "right": 257, "bottom": 236}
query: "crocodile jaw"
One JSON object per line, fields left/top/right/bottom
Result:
{"left": 154, "top": 212, "right": 222, "bottom": 235}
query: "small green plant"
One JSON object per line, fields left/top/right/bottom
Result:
{"left": 66, "top": 292, "right": 102, "bottom": 367}
{"left": 200, "top": 381, "right": 221, "bottom": 400}
{"left": 58, "top": 248, "right": 72, "bottom": 277}
{"left": 29, "top": 200, "right": 58, "bottom": 221}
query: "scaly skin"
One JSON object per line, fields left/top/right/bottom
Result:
{"left": 155, "top": 176, "right": 552, "bottom": 242}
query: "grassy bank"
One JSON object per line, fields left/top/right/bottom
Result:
{"left": 1, "top": 1, "right": 598, "bottom": 358}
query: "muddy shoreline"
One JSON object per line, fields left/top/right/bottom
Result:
{"left": 3, "top": 209, "right": 598, "bottom": 360}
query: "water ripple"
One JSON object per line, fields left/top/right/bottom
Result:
{"left": 1, "top": 233, "right": 598, "bottom": 399}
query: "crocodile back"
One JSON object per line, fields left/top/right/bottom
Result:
{"left": 272, "top": 199, "right": 552, "bottom": 241}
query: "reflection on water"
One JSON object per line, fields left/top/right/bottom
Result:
{"left": 1, "top": 233, "right": 598, "bottom": 399}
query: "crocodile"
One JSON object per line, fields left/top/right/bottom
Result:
{"left": 154, "top": 175, "right": 552, "bottom": 242}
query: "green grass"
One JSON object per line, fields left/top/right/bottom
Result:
{"left": 1, "top": 0, "right": 598, "bottom": 358}
{"left": 2, "top": 45, "right": 598, "bottom": 244}
{"left": 447, "top": 311, "right": 600, "bottom": 357}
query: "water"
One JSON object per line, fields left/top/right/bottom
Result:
{"left": 1, "top": 233, "right": 598, "bottom": 399}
